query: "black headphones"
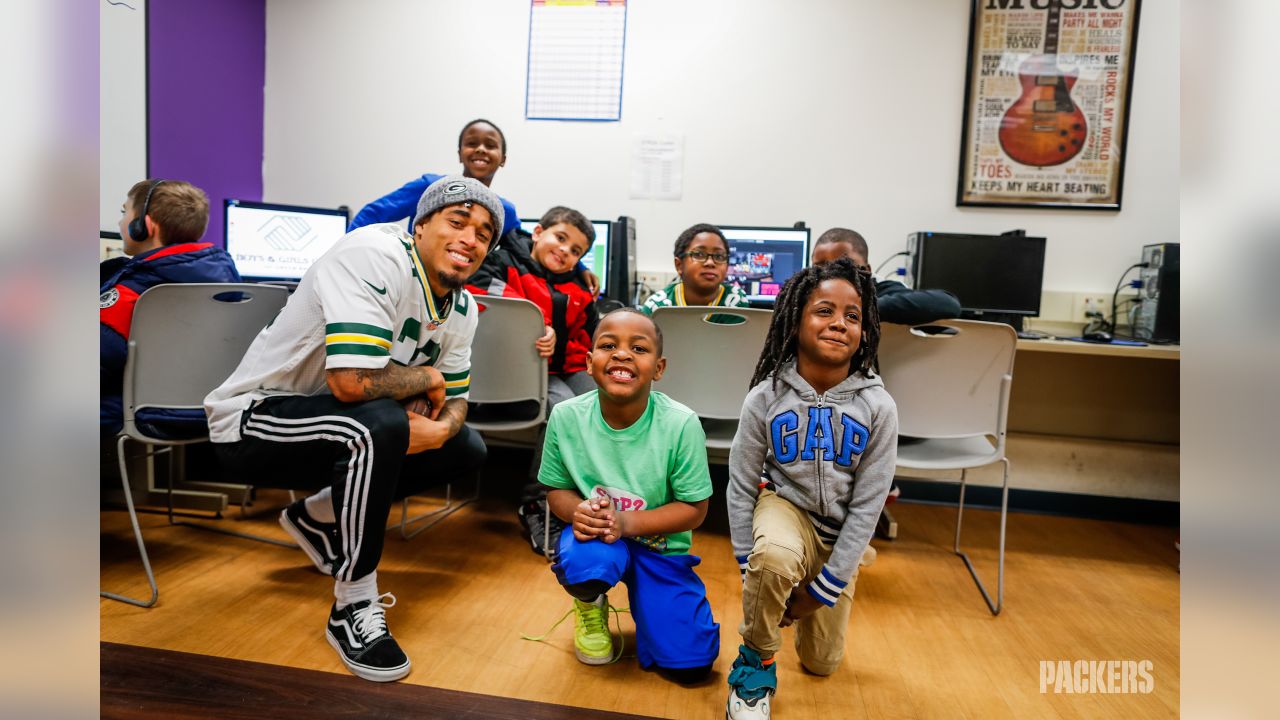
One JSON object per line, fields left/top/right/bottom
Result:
{"left": 127, "top": 179, "right": 166, "bottom": 242}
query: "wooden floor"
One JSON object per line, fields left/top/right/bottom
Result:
{"left": 101, "top": 471, "right": 1179, "bottom": 719}
{"left": 101, "top": 642, "right": 657, "bottom": 719}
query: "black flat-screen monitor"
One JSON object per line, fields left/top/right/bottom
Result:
{"left": 225, "top": 199, "right": 349, "bottom": 282}
{"left": 721, "top": 225, "right": 811, "bottom": 303}
{"left": 908, "top": 231, "right": 1046, "bottom": 320}
{"left": 519, "top": 218, "right": 612, "bottom": 295}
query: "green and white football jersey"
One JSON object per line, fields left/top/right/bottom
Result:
{"left": 206, "top": 223, "right": 477, "bottom": 443}
{"left": 639, "top": 281, "right": 746, "bottom": 315}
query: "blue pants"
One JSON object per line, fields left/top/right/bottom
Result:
{"left": 553, "top": 532, "right": 720, "bottom": 670}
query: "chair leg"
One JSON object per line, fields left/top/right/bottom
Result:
{"left": 395, "top": 472, "right": 482, "bottom": 540}
{"left": 101, "top": 435, "right": 158, "bottom": 608}
{"left": 544, "top": 502, "right": 552, "bottom": 561}
{"left": 954, "top": 460, "right": 1009, "bottom": 616}
{"left": 233, "top": 484, "right": 293, "bottom": 520}
{"left": 877, "top": 506, "right": 898, "bottom": 540}
{"left": 164, "top": 446, "right": 298, "bottom": 549}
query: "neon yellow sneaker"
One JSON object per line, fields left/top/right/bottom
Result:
{"left": 572, "top": 596, "right": 613, "bottom": 665}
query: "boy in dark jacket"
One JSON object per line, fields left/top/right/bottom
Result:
{"left": 811, "top": 227, "right": 958, "bottom": 525}
{"left": 811, "top": 227, "right": 960, "bottom": 326}
{"left": 100, "top": 179, "right": 241, "bottom": 434}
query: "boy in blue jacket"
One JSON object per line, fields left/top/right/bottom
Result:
{"left": 100, "top": 179, "right": 241, "bottom": 435}
{"left": 348, "top": 119, "right": 521, "bottom": 241}
{"left": 350, "top": 119, "right": 598, "bottom": 294}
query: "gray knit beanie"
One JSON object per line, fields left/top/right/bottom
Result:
{"left": 412, "top": 175, "right": 505, "bottom": 247}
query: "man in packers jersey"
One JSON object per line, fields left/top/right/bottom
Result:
{"left": 204, "top": 176, "right": 503, "bottom": 683}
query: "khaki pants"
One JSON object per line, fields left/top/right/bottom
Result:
{"left": 738, "top": 489, "right": 857, "bottom": 676}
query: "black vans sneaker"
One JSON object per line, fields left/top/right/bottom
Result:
{"left": 517, "top": 497, "right": 565, "bottom": 561}
{"left": 325, "top": 594, "right": 411, "bottom": 682}
{"left": 279, "top": 499, "right": 339, "bottom": 575}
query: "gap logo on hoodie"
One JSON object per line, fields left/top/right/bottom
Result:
{"left": 770, "top": 407, "right": 870, "bottom": 467}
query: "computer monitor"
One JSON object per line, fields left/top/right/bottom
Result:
{"left": 519, "top": 218, "right": 611, "bottom": 295}
{"left": 907, "top": 231, "right": 1046, "bottom": 328}
{"left": 721, "top": 225, "right": 811, "bottom": 302}
{"left": 224, "top": 200, "right": 349, "bottom": 282}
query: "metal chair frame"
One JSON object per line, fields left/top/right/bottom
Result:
{"left": 102, "top": 284, "right": 292, "bottom": 607}
{"left": 878, "top": 320, "right": 1017, "bottom": 616}
{"left": 394, "top": 295, "right": 549, "bottom": 539}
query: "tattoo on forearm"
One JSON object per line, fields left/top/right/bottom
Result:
{"left": 345, "top": 365, "right": 431, "bottom": 400}
{"left": 437, "top": 398, "right": 468, "bottom": 434}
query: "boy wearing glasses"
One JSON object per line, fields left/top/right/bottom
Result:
{"left": 640, "top": 223, "right": 746, "bottom": 315}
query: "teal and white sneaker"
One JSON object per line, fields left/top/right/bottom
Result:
{"left": 726, "top": 644, "right": 777, "bottom": 719}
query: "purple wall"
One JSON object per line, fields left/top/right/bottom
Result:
{"left": 148, "top": 0, "right": 265, "bottom": 247}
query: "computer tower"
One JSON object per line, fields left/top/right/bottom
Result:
{"left": 1133, "top": 243, "right": 1179, "bottom": 343}
{"left": 609, "top": 216, "right": 636, "bottom": 305}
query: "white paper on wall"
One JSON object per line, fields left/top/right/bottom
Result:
{"left": 630, "top": 133, "right": 683, "bottom": 200}
{"left": 525, "top": 0, "right": 626, "bottom": 122}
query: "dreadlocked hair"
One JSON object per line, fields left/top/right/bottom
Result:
{"left": 749, "top": 256, "right": 881, "bottom": 390}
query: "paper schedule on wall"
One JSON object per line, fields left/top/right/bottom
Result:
{"left": 525, "top": 0, "right": 626, "bottom": 121}
{"left": 630, "top": 134, "right": 683, "bottom": 200}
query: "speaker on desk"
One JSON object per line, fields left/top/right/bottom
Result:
{"left": 1133, "top": 243, "right": 1179, "bottom": 343}
{"left": 610, "top": 215, "right": 637, "bottom": 305}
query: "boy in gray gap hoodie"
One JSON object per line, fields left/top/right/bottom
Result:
{"left": 725, "top": 258, "right": 898, "bottom": 720}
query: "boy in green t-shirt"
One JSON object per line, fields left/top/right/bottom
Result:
{"left": 539, "top": 308, "right": 720, "bottom": 683}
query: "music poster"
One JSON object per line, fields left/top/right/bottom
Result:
{"left": 957, "top": 0, "right": 1142, "bottom": 210}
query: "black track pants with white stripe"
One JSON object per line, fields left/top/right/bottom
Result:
{"left": 214, "top": 395, "right": 486, "bottom": 583}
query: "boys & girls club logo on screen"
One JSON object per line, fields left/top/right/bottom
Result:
{"left": 1039, "top": 659, "right": 1154, "bottom": 694}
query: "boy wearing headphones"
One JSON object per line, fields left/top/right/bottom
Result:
{"left": 100, "top": 179, "right": 241, "bottom": 435}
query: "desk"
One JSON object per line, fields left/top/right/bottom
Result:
{"left": 1018, "top": 321, "right": 1180, "bottom": 360}
{"left": 1017, "top": 336, "right": 1179, "bottom": 360}
{"left": 1013, "top": 321, "right": 1179, "bottom": 445}
{"left": 891, "top": 320, "right": 1179, "bottom": 506}
{"left": 102, "top": 438, "right": 254, "bottom": 514}
{"left": 898, "top": 319, "right": 1180, "bottom": 506}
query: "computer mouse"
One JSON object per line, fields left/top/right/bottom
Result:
{"left": 1083, "top": 329, "right": 1113, "bottom": 343}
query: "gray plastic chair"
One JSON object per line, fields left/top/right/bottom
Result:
{"left": 877, "top": 319, "right": 1017, "bottom": 615}
{"left": 650, "top": 306, "right": 773, "bottom": 450}
{"left": 465, "top": 295, "right": 549, "bottom": 431}
{"left": 102, "top": 283, "right": 290, "bottom": 608}
{"left": 392, "top": 295, "right": 549, "bottom": 539}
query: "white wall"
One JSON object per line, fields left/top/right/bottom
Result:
{"left": 100, "top": 0, "right": 148, "bottom": 234}
{"left": 264, "top": 0, "right": 1177, "bottom": 292}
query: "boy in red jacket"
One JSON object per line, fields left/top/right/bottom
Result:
{"left": 467, "top": 205, "right": 598, "bottom": 396}
{"left": 467, "top": 206, "right": 599, "bottom": 554}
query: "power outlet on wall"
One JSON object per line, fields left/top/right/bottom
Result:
{"left": 1071, "top": 293, "right": 1112, "bottom": 324}
{"left": 635, "top": 271, "right": 674, "bottom": 297}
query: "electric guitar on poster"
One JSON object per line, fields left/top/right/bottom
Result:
{"left": 997, "top": 0, "right": 1088, "bottom": 167}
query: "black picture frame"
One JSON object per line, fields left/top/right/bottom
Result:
{"left": 956, "top": 0, "right": 1142, "bottom": 210}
